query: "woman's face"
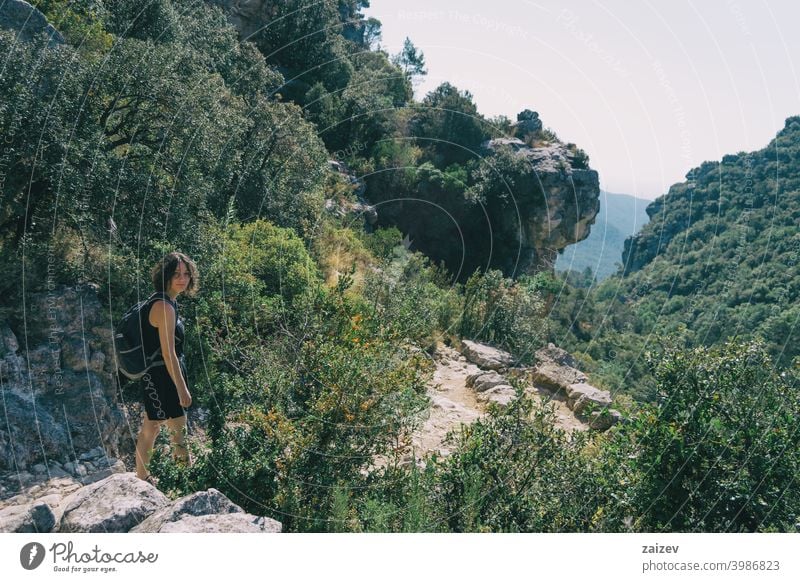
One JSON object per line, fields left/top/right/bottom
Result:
{"left": 169, "top": 261, "right": 191, "bottom": 295}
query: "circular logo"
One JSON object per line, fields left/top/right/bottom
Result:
{"left": 20, "top": 542, "right": 46, "bottom": 570}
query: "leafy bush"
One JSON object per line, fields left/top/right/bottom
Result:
{"left": 459, "top": 270, "right": 547, "bottom": 363}
{"left": 621, "top": 340, "right": 800, "bottom": 531}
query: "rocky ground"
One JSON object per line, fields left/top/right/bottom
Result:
{"left": 0, "top": 470, "right": 281, "bottom": 533}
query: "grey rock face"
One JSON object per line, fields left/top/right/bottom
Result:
{"left": 325, "top": 160, "right": 376, "bottom": 228}
{"left": 158, "top": 513, "right": 282, "bottom": 533}
{"left": 2, "top": 469, "right": 284, "bottom": 533}
{"left": 531, "top": 345, "right": 621, "bottom": 430}
{"left": 460, "top": 340, "right": 515, "bottom": 371}
{"left": 0, "top": 284, "right": 127, "bottom": 471}
{"left": 0, "top": 500, "right": 56, "bottom": 533}
{"left": 513, "top": 109, "right": 543, "bottom": 137}
{"left": 59, "top": 473, "right": 170, "bottom": 533}
{"left": 130, "top": 489, "right": 243, "bottom": 533}
{"left": 568, "top": 383, "right": 613, "bottom": 415}
{"left": 0, "top": 0, "right": 64, "bottom": 46}
{"left": 466, "top": 370, "right": 508, "bottom": 392}
{"left": 476, "top": 385, "right": 516, "bottom": 407}
{"left": 480, "top": 139, "right": 600, "bottom": 273}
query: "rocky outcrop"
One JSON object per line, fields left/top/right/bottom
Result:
{"left": 460, "top": 340, "right": 622, "bottom": 430}
{"left": 0, "top": 499, "right": 58, "bottom": 533}
{"left": 0, "top": 284, "right": 128, "bottom": 473}
{"left": 531, "top": 344, "right": 622, "bottom": 430}
{"left": 0, "top": 0, "right": 64, "bottom": 46}
{"left": 130, "top": 488, "right": 281, "bottom": 533}
{"left": 364, "top": 114, "right": 599, "bottom": 280}
{"left": 59, "top": 473, "right": 170, "bottom": 533}
{"left": 0, "top": 473, "right": 282, "bottom": 533}
{"left": 480, "top": 139, "right": 600, "bottom": 272}
{"left": 513, "top": 109, "right": 543, "bottom": 137}
{"left": 460, "top": 340, "right": 515, "bottom": 371}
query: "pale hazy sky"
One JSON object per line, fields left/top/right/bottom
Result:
{"left": 365, "top": 0, "right": 800, "bottom": 200}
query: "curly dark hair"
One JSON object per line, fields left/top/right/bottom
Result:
{"left": 150, "top": 252, "right": 200, "bottom": 297}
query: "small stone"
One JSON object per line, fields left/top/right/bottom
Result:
{"left": 32, "top": 464, "right": 47, "bottom": 474}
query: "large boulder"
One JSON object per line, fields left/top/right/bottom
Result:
{"left": 363, "top": 119, "right": 599, "bottom": 279}
{"left": 466, "top": 370, "right": 508, "bottom": 392}
{"left": 531, "top": 343, "right": 588, "bottom": 391}
{"left": 460, "top": 340, "right": 515, "bottom": 371}
{"left": 531, "top": 344, "right": 622, "bottom": 430}
{"left": 567, "top": 383, "right": 612, "bottom": 415}
{"left": 513, "top": 109, "right": 543, "bottom": 138}
{"left": 589, "top": 409, "right": 624, "bottom": 431}
{"left": 58, "top": 473, "right": 169, "bottom": 533}
{"left": 476, "top": 385, "right": 516, "bottom": 407}
{"left": 158, "top": 513, "right": 282, "bottom": 533}
{"left": 131, "top": 489, "right": 244, "bottom": 533}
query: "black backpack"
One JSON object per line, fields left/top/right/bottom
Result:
{"left": 113, "top": 292, "right": 174, "bottom": 381}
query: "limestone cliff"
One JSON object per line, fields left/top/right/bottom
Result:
{"left": 0, "top": 284, "right": 126, "bottom": 475}
{"left": 481, "top": 138, "right": 600, "bottom": 274}
{"left": 365, "top": 137, "right": 600, "bottom": 280}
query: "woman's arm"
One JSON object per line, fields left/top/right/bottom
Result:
{"left": 149, "top": 300, "right": 192, "bottom": 407}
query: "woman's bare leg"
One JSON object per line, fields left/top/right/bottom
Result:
{"left": 135, "top": 414, "right": 163, "bottom": 479}
{"left": 165, "top": 415, "right": 191, "bottom": 465}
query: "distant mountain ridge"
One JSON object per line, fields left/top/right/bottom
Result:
{"left": 556, "top": 190, "right": 650, "bottom": 279}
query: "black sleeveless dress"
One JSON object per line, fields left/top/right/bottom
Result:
{"left": 138, "top": 292, "right": 189, "bottom": 421}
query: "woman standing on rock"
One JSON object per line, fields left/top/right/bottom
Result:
{"left": 134, "top": 252, "right": 199, "bottom": 483}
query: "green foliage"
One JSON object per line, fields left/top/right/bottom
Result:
{"left": 410, "top": 82, "right": 490, "bottom": 166}
{"left": 358, "top": 226, "right": 403, "bottom": 260}
{"left": 547, "top": 119, "right": 800, "bottom": 401}
{"left": 152, "top": 273, "right": 432, "bottom": 532}
{"left": 361, "top": 250, "right": 459, "bottom": 350}
{"left": 32, "top": 0, "right": 113, "bottom": 54}
{"left": 10, "top": 0, "right": 799, "bottom": 537}
{"left": 622, "top": 341, "right": 800, "bottom": 532}
{"left": 428, "top": 384, "right": 607, "bottom": 531}
{"left": 566, "top": 143, "right": 590, "bottom": 169}
{"left": 465, "top": 145, "right": 539, "bottom": 206}
{"left": 103, "top": 0, "right": 179, "bottom": 42}
{"left": 252, "top": 0, "right": 354, "bottom": 98}
{"left": 391, "top": 37, "right": 427, "bottom": 80}
{"left": 460, "top": 270, "right": 547, "bottom": 363}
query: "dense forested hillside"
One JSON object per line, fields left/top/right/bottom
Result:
{"left": 1, "top": 0, "right": 798, "bottom": 533}
{"left": 546, "top": 117, "right": 800, "bottom": 400}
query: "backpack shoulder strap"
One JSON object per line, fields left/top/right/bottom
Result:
{"left": 147, "top": 292, "right": 177, "bottom": 311}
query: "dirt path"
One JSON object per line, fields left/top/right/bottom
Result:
{"left": 404, "top": 344, "right": 588, "bottom": 463}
